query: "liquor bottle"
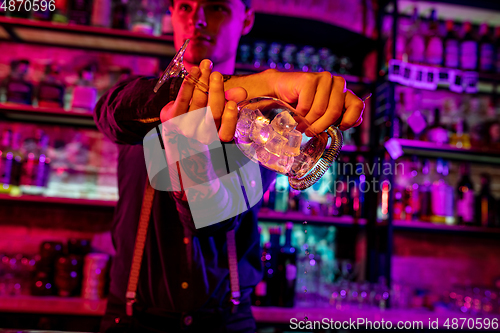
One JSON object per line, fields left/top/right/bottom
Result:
{"left": 71, "top": 65, "right": 97, "bottom": 112}
{"left": 495, "top": 27, "right": 500, "bottom": 74}
{"left": 252, "top": 228, "right": 268, "bottom": 306}
{"left": 425, "top": 9, "right": 443, "bottom": 66}
{"left": 426, "top": 108, "right": 449, "bottom": 144}
{"left": 351, "top": 157, "right": 365, "bottom": 219}
{"left": 92, "top": 0, "right": 111, "bottom": 27}
{"left": 68, "top": 0, "right": 92, "bottom": 25}
{"left": 478, "top": 23, "right": 495, "bottom": 73}
{"left": 475, "top": 173, "right": 497, "bottom": 227}
{"left": 33, "top": 134, "right": 51, "bottom": 193}
{"left": 460, "top": 22, "right": 478, "bottom": 71}
{"left": 407, "top": 7, "right": 425, "bottom": 64}
{"left": 0, "top": 130, "right": 22, "bottom": 194}
{"left": 20, "top": 129, "right": 44, "bottom": 194}
{"left": 456, "top": 163, "right": 475, "bottom": 225}
{"left": 449, "top": 117, "right": 471, "bottom": 149}
{"left": 277, "top": 222, "right": 297, "bottom": 307}
{"left": 5, "top": 60, "right": 34, "bottom": 105}
{"left": 431, "top": 159, "right": 454, "bottom": 224}
{"left": 111, "top": 0, "right": 129, "bottom": 29}
{"left": 443, "top": 20, "right": 460, "bottom": 68}
{"left": 333, "top": 156, "right": 350, "bottom": 216}
{"left": 130, "top": 0, "right": 155, "bottom": 34}
{"left": 266, "top": 227, "right": 282, "bottom": 306}
{"left": 52, "top": 0, "right": 69, "bottom": 23}
{"left": 261, "top": 179, "right": 276, "bottom": 210}
{"left": 37, "top": 64, "right": 65, "bottom": 108}
{"left": 274, "top": 174, "right": 289, "bottom": 212}
{"left": 406, "top": 91, "right": 427, "bottom": 140}
{"left": 419, "top": 159, "right": 432, "bottom": 222}
{"left": 7, "top": 0, "right": 30, "bottom": 18}
{"left": 32, "top": 0, "right": 52, "bottom": 21}
{"left": 396, "top": 91, "right": 410, "bottom": 139}
{"left": 404, "top": 156, "right": 420, "bottom": 221}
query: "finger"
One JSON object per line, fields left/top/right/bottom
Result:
{"left": 338, "top": 90, "right": 365, "bottom": 131}
{"left": 354, "top": 117, "right": 363, "bottom": 127}
{"left": 304, "top": 72, "right": 333, "bottom": 127}
{"left": 207, "top": 71, "right": 226, "bottom": 129}
{"left": 225, "top": 87, "right": 248, "bottom": 103}
{"left": 294, "top": 74, "right": 317, "bottom": 117}
{"left": 168, "top": 66, "right": 200, "bottom": 119}
{"left": 189, "top": 59, "right": 212, "bottom": 111}
{"left": 160, "top": 101, "right": 176, "bottom": 123}
{"left": 219, "top": 100, "right": 239, "bottom": 142}
{"left": 307, "top": 76, "right": 346, "bottom": 135}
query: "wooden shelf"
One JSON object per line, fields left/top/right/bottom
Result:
{"left": 0, "top": 194, "right": 116, "bottom": 207}
{"left": 0, "top": 195, "right": 365, "bottom": 226}
{"left": 393, "top": 219, "right": 500, "bottom": 236}
{"left": 2, "top": 295, "right": 498, "bottom": 327}
{"left": 0, "top": 17, "right": 175, "bottom": 57}
{"left": 0, "top": 103, "right": 96, "bottom": 127}
{"left": 258, "top": 210, "right": 366, "bottom": 226}
{"left": 388, "top": 138, "right": 500, "bottom": 164}
{"left": 0, "top": 295, "right": 107, "bottom": 316}
{"left": 252, "top": 306, "right": 500, "bottom": 326}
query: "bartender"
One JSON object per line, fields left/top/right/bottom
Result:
{"left": 94, "top": 0, "right": 365, "bottom": 332}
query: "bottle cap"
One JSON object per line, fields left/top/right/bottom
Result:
{"left": 445, "top": 20, "right": 454, "bottom": 31}
{"left": 479, "top": 23, "right": 490, "bottom": 36}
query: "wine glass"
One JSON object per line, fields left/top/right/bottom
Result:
{"left": 154, "top": 39, "right": 345, "bottom": 190}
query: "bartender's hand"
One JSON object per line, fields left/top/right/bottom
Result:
{"left": 160, "top": 59, "right": 243, "bottom": 144}
{"left": 223, "top": 70, "right": 364, "bottom": 136}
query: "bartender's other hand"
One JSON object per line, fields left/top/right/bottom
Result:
{"left": 160, "top": 59, "right": 245, "bottom": 143}
{"left": 272, "top": 71, "right": 364, "bottom": 135}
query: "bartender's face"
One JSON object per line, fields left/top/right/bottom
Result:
{"left": 170, "top": 0, "right": 254, "bottom": 67}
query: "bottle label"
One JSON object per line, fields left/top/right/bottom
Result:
{"left": 460, "top": 41, "right": 478, "bottom": 70}
{"left": 479, "top": 43, "right": 494, "bottom": 72}
{"left": 426, "top": 36, "right": 443, "bottom": 65}
{"left": 255, "top": 280, "right": 267, "bottom": 296}
{"left": 496, "top": 46, "right": 500, "bottom": 73}
{"left": 458, "top": 190, "right": 474, "bottom": 223}
{"left": 444, "top": 40, "right": 459, "bottom": 68}
{"left": 409, "top": 35, "right": 425, "bottom": 63}
{"left": 286, "top": 263, "right": 297, "bottom": 282}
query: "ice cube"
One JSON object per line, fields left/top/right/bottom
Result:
{"left": 283, "top": 129, "right": 302, "bottom": 156}
{"left": 264, "top": 129, "right": 288, "bottom": 156}
{"left": 251, "top": 143, "right": 271, "bottom": 163}
{"left": 292, "top": 153, "right": 314, "bottom": 174}
{"left": 250, "top": 117, "right": 271, "bottom": 145}
{"left": 278, "top": 155, "right": 294, "bottom": 174}
{"left": 239, "top": 108, "right": 256, "bottom": 121}
{"left": 236, "top": 117, "right": 252, "bottom": 143}
{"left": 270, "top": 111, "right": 298, "bottom": 135}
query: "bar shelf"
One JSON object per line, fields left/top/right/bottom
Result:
{"left": 393, "top": 220, "right": 500, "bottom": 236}
{"left": 0, "top": 194, "right": 366, "bottom": 226}
{"left": 0, "top": 194, "right": 116, "bottom": 208}
{"left": 258, "top": 209, "right": 366, "bottom": 226}
{"left": 0, "top": 103, "right": 95, "bottom": 127}
{"left": 1, "top": 295, "right": 498, "bottom": 328}
{"left": 388, "top": 138, "right": 500, "bottom": 164}
{"left": 0, "top": 17, "right": 175, "bottom": 57}
{"left": 0, "top": 295, "right": 106, "bottom": 316}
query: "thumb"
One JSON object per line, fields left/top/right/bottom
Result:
{"left": 160, "top": 101, "right": 176, "bottom": 123}
{"left": 225, "top": 87, "right": 248, "bottom": 103}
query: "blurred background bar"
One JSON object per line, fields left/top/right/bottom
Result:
{"left": 0, "top": 0, "right": 499, "bottom": 332}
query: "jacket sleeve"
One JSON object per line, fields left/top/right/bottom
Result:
{"left": 93, "top": 75, "right": 183, "bottom": 145}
